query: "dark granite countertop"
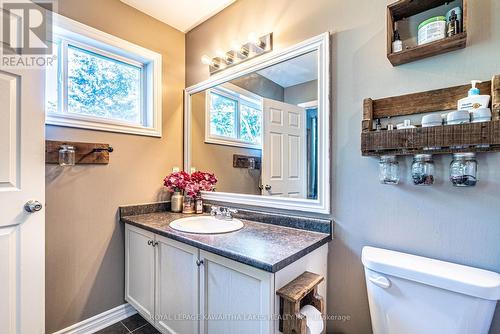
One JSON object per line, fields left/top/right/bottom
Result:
{"left": 120, "top": 208, "right": 332, "bottom": 273}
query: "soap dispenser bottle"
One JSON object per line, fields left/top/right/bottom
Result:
{"left": 457, "top": 80, "right": 491, "bottom": 111}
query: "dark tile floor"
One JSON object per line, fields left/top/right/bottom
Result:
{"left": 95, "top": 313, "right": 160, "bottom": 334}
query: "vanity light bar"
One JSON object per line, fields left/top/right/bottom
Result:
{"left": 201, "top": 32, "right": 273, "bottom": 75}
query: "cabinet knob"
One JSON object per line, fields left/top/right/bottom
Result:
{"left": 147, "top": 240, "right": 153, "bottom": 246}
{"left": 196, "top": 259, "right": 204, "bottom": 266}
{"left": 153, "top": 241, "right": 159, "bottom": 247}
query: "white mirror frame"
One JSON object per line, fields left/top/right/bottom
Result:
{"left": 184, "top": 32, "right": 330, "bottom": 214}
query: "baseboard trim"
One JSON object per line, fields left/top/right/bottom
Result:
{"left": 52, "top": 303, "right": 137, "bottom": 334}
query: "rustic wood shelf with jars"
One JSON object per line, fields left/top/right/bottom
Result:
{"left": 387, "top": 0, "right": 467, "bottom": 66}
{"left": 361, "top": 75, "right": 500, "bottom": 157}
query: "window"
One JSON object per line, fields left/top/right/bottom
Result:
{"left": 46, "top": 15, "right": 162, "bottom": 137}
{"left": 206, "top": 85, "right": 262, "bottom": 149}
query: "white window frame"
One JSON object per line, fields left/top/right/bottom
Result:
{"left": 205, "top": 83, "right": 263, "bottom": 149}
{"left": 46, "top": 14, "right": 162, "bottom": 137}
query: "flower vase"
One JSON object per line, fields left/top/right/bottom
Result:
{"left": 182, "top": 195, "right": 195, "bottom": 214}
{"left": 171, "top": 191, "right": 184, "bottom": 213}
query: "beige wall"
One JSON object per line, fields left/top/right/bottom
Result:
{"left": 186, "top": 0, "right": 500, "bottom": 333}
{"left": 45, "top": 0, "right": 185, "bottom": 332}
{"left": 191, "top": 92, "right": 261, "bottom": 195}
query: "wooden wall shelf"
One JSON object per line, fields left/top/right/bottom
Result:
{"left": 387, "top": 0, "right": 468, "bottom": 66}
{"left": 362, "top": 121, "right": 500, "bottom": 156}
{"left": 46, "top": 140, "right": 112, "bottom": 164}
{"left": 361, "top": 75, "right": 500, "bottom": 157}
{"left": 388, "top": 33, "right": 467, "bottom": 66}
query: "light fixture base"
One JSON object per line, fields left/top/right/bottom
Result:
{"left": 206, "top": 33, "right": 273, "bottom": 75}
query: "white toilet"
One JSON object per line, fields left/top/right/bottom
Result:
{"left": 362, "top": 246, "right": 500, "bottom": 334}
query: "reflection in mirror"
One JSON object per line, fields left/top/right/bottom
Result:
{"left": 190, "top": 50, "right": 319, "bottom": 200}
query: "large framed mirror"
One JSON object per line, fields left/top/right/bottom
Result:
{"left": 184, "top": 33, "right": 330, "bottom": 214}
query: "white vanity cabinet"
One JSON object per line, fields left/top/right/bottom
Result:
{"left": 125, "top": 224, "right": 273, "bottom": 334}
{"left": 124, "top": 223, "right": 328, "bottom": 334}
{"left": 125, "top": 224, "right": 156, "bottom": 320}
{"left": 199, "top": 250, "right": 274, "bottom": 334}
{"left": 155, "top": 235, "right": 199, "bottom": 334}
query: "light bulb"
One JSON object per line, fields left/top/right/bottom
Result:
{"left": 201, "top": 55, "right": 212, "bottom": 65}
{"left": 215, "top": 50, "right": 226, "bottom": 58}
{"left": 231, "top": 40, "right": 242, "bottom": 52}
{"left": 248, "top": 32, "right": 265, "bottom": 49}
{"left": 248, "top": 32, "right": 259, "bottom": 44}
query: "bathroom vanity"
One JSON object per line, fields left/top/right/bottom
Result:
{"left": 120, "top": 32, "right": 333, "bottom": 334}
{"left": 120, "top": 204, "right": 332, "bottom": 334}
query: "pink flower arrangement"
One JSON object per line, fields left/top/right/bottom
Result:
{"left": 191, "top": 171, "right": 217, "bottom": 191}
{"left": 163, "top": 171, "right": 217, "bottom": 197}
{"left": 163, "top": 171, "right": 190, "bottom": 193}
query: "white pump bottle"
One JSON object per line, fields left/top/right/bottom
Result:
{"left": 457, "top": 80, "right": 491, "bottom": 111}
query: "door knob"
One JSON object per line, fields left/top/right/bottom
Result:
{"left": 25, "top": 200, "right": 43, "bottom": 213}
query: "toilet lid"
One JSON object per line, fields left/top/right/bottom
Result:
{"left": 362, "top": 246, "right": 500, "bottom": 301}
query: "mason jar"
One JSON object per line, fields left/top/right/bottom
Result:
{"left": 59, "top": 145, "right": 75, "bottom": 166}
{"left": 450, "top": 153, "right": 477, "bottom": 187}
{"left": 411, "top": 154, "right": 435, "bottom": 186}
{"left": 379, "top": 155, "right": 399, "bottom": 185}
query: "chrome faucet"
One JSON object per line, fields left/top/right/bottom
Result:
{"left": 210, "top": 206, "right": 238, "bottom": 220}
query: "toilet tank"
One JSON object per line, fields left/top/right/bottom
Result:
{"left": 361, "top": 246, "right": 500, "bottom": 334}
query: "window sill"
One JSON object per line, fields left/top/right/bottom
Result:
{"left": 46, "top": 113, "right": 162, "bottom": 137}
{"left": 204, "top": 137, "right": 261, "bottom": 150}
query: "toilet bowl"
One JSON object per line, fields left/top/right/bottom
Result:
{"left": 362, "top": 246, "right": 500, "bottom": 334}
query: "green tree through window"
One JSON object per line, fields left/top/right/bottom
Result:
{"left": 208, "top": 89, "right": 262, "bottom": 147}
{"left": 67, "top": 45, "right": 142, "bottom": 123}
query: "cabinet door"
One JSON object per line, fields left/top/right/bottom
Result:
{"left": 155, "top": 235, "right": 199, "bottom": 334}
{"left": 125, "top": 224, "right": 155, "bottom": 319}
{"left": 200, "top": 250, "right": 274, "bottom": 334}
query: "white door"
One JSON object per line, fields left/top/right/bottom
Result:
{"left": 262, "top": 99, "right": 307, "bottom": 198}
{"left": 125, "top": 224, "right": 156, "bottom": 320}
{"left": 0, "top": 65, "right": 45, "bottom": 334}
{"left": 155, "top": 235, "right": 199, "bottom": 334}
{"left": 199, "top": 250, "right": 274, "bottom": 334}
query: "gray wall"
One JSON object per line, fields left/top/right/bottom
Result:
{"left": 45, "top": 0, "right": 185, "bottom": 332}
{"left": 186, "top": 0, "right": 500, "bottom": 333}
{"left": 231, "top": 73, "right": 285, "bottom": 101}
{"left": 284, "top": 80, "right": 318, "bottom": 105}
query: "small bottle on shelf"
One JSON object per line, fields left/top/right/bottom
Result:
{"left": 447, "top": 11, "right": 459, "bottom": 37}
{"left": 392, "top": 30, "right": 403, "bottom": 53}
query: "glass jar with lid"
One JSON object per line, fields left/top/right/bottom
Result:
{"left": 58, "top": 145, "right": 76, "bottom": 166}
{"left": 450, "top": 153, "right": 477, "bottom": 187}
{"left": 411, "top": 154, "right": 435, "bottom": 186}
{"left": 379, "top": 155, "right": 399, "bottom": 185}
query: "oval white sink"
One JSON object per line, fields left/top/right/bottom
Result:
{"left": 169, "top": 216, "right": 244, "bottom": 234}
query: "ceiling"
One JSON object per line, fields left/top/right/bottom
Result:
{"left": 257, "top": 51, "right": 318, "bottom": 88}
{"left": 120, "top": 0, "right": 237, "bottom": 33}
